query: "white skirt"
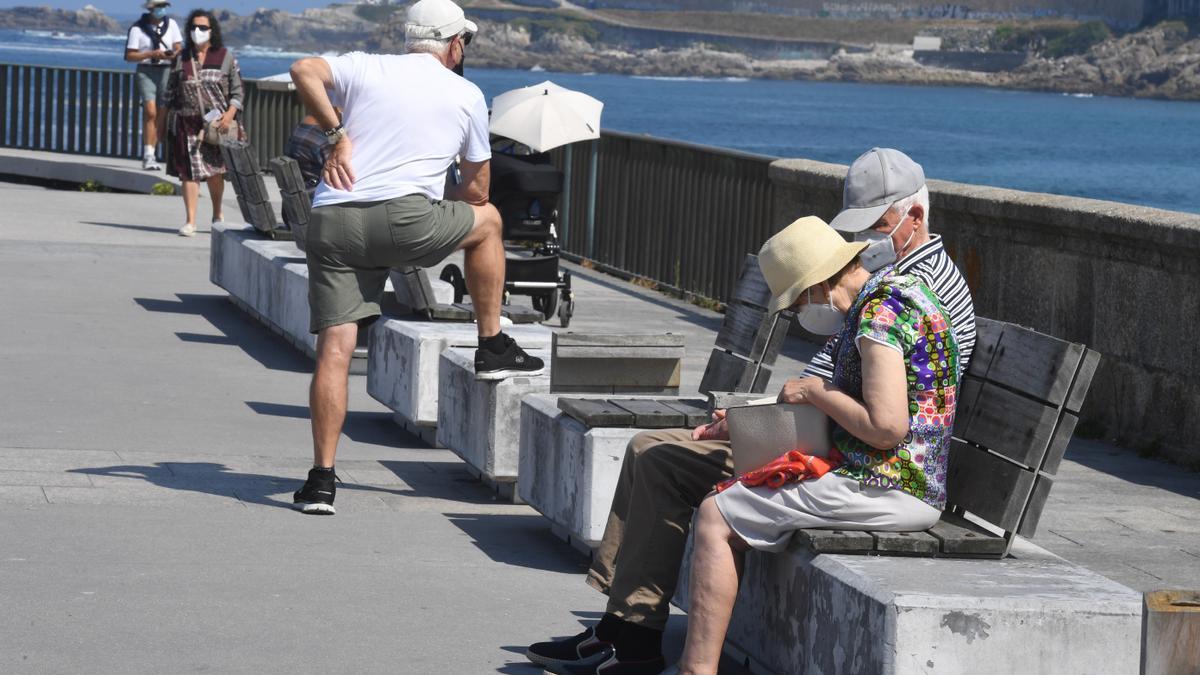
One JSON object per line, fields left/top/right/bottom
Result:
{"left": 713, "top": 473, "right": 942, "bottom": 552}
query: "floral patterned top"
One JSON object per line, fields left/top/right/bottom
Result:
{"left": 828, "top": 266, "right": 959, "bottom": 509}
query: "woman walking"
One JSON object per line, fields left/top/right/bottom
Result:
{"left": 159, "top": 9, "right": 244, "bottom": 236}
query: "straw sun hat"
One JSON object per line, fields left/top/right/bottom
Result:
{"left": 758, "top": 216, "right": 868, "bottom": 314}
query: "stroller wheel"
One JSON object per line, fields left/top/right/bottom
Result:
{"left": 532, "top": 292, "right": 558, "bottom": 321}
{"left": 439, "top": 264, "right": 467, "bottom": 303}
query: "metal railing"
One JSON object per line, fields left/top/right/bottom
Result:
{"left": 552, "top": 131, "right": 778, "bottom": 304}
{"left": 2, "top": 63, "right": 778, "bottom": 304}
{"left": 0, "top": 63, "right": 304, "bottom": 168}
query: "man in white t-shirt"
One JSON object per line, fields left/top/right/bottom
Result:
{"left": 124, "top": 0, "right": 182, "bottom": 171}
{"left": 288, "top": 0, "right": 544, "bottom": 515}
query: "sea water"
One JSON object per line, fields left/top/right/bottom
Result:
{"left": 2, "top": 27, "right": 1198, "bottom": 213}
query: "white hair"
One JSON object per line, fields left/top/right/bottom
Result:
{"left": 890, "top": 184, "right": 930, "bottom": 229}
{"left": 405, "top": 36, "right": 451, "bottom": 56}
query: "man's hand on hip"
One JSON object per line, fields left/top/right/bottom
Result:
{"left": 323, "top": 136, "right": 355, "bottom": 191}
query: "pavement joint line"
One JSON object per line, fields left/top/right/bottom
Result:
{"left": 1123, "top": 561, "right": 1164, "bottom": 581}
{"left": 1047, "top": 530, "right": 1086, "bottom": 547}
{"left": 1181, "top": 548, "right": 1200, "bottom": 559}
{"left": 38, "top": 487, "right": 49, "bottom": 504}
{"left": 1103, "top": 516, "right": 1140, "bottom": 532}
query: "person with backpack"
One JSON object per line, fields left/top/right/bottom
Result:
{"left": 124, "top": 0, "right": 182, "bottom": 171}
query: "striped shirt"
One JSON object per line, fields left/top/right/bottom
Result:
{"left": 802, "top": 234, "right": 976, "bottom": 380}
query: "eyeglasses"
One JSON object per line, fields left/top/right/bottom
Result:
{"left": 459, "top": 31, "right": 473, "bottom": 46}
{"left": 191, "top": 25, "right": 212, "bottom": 32}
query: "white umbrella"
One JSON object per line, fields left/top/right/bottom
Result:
{"left": 489, "top": 81, "right": 603, "bottom": 153}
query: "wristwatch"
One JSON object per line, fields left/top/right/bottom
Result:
{"left": 324, "top": 124, "right": 347, "bottom": 145}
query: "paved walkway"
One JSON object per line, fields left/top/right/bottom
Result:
{"left": 1, "top": 163, "right": 1198, "bottom": 672}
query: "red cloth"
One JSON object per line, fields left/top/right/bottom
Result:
{"left": 715, "top": 449, "right": 843, "bottom": 493}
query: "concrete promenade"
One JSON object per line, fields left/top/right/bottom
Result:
{"left": 1, "top": 170, "right": 1198, "bottom": 672}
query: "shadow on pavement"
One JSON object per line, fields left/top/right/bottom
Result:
{"left": 68, "top": 461, "right": 408, "bottom": 508}
{"left": 245, "top": 402, "right": 427, "bottom": 450}
{"left": 1065, "top": 439, "right": 1200, "bottom": 501}
{"left": 134, "top": 293, "right": 311, "bottom": 373}
{"left": 446, "top": 513, "right": 590, "bottom": 574}
{"left": 82, "top": 220, "right": 192, "bottom": 235}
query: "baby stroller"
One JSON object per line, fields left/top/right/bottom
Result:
{"left": 439, "top": 145, "right": 575, "bottom": 327}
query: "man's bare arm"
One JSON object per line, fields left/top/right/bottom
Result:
{"left": 451, "top": 158, "right": 490, "bottom": 206}
{"left": 289, "top": 57, "right": 340, "bottom": 132}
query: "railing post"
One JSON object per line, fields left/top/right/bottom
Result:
{"left": 586, "top": 138, "right": 598, "bottom": 260}
{"left": 560, "top": 143, "right": 573, "bottom": 244}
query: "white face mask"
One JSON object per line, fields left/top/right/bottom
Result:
{"left": 795, "top": 286, "right": 845, "bottom": 335}
{"left": 191, "top": 28, "right": 211, "bottom": 46}
{"left": 855, "top": 215, "right": 917, "bottom": 272}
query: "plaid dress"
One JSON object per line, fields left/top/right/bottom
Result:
{"left": 163, "top": 47, "right": 245, "bottom": 181}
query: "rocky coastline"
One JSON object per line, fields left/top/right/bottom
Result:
{"left": 3, "top": 5, "right": 1197, "bottom": 101}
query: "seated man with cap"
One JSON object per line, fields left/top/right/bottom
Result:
{"left": 524, "top": 148, "right": 976, "bottom": 674}
{"left": 287, "top": 0, "right": 544, "bottom": 516}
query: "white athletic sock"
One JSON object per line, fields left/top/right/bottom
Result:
{"left": 144, "top": 144, "right": 155, "bottom": 159}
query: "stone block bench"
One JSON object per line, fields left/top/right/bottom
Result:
{"left": 517, "top": 254, "right": 790, "bottom": 552}
{"left": 366, "top": 318, "right": 552, "bottom": 446}
{"left": 671, "top": 536, "right": 1141, "bottom": 674}
{"left": 437, "top": 347, "right": 552, "bottom": 499}
{"left": 210, "top": 222, "right": 370, "bottom": 369}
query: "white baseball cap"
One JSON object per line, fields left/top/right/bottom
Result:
{"left": 405, "top": 0, "right": 478, "bottom": 41}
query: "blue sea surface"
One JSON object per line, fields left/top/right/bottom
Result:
{"left": 3, "top": 28, "right": 1199, "bottom": 213}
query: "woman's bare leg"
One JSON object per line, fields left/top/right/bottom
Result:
{"left": 206, "top": 174, "right": 224, "bottom": 222}
{"left": 181, "top": 180, "right": 199, "bottom": 225}
{"left": 677, "top": 496, "right": 748, "bottom": 675}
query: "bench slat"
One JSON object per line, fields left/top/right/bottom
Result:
{"left": 1065, "top": 348, "right": 1101, "bottom": 414}
{"left": 946, "top": 440, "right": 1035, "bottom": 532}
{"left": 965, "top": 317, "right": 1004, "bottom": 378}
{"left": 557, "top": 398, "right": 636, "bottom": 427}
{"left": 609, "top": 399, "right": 687, "bottom": 428}
{"left": 1017, "top": 474, "right": 1055, "bottom": 538}
{"left": 795, "top": 529, "right": 875, "bottom": 554}
{"left": 957, "top": 376, "right": 1060, "bottom": 469}
{"left": 1040, "top": 412, "right": 1078, "bottom": 476}
{"left": 268, "top": 156, "right": 307, "bottom": 195}
{"left": 729, "top": 254, "right": 772, "bottom": 309}
{"left": 928, "top": 512, "right": 1007, "bottom": 557}
{"left": 554, "top": 333, "right": 685, "bottom": 348}
{"left": 428, "top": 304, "right": 474, "bottom": 321}
{"left": 714, "top": 301, "right": 769, "bottom": 359}
{"left": 699, "top": 349, "right": 755, "bottom": 394}
{"left": 871, "top": 530, "right": 940, "bottom": 555}
{"left": 985, "top": 324, "right": 1085, "bottom": 407}
{"left": 390, "top": 267, "right": 438, "bottom": 313}
{"left": 662, "top": 399, "right": 711, "bottom": 427}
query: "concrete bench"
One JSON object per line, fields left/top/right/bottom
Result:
{"left": 435, "top": 332, "right": 683, "bottom": 502}
{"left": 671, "top": 535, "right": 1141, "bottom": 674}
{"left": 437, "top": 347, "right": 551, "bottom": 499}
{"left": 366, "top": 318, "right": 552, "bottom": 446}
{"left": 517, "top": 254, "right": 790, "bottom": 552}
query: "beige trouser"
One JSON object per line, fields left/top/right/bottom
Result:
{"left": 585, "top": 428, "right": 734, "bottom": 630}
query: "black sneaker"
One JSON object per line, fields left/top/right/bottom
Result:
{"left": 526, "top": 626, "right": 612, "bottom": 672}
{"left": 474, "top": 333, "right": 545, "bottom": 381}
{"left": 292, "top": 467, "right": 337, "bottom": 515}
{"left": 559, "top": 647, "right": 667, "bottom": 675}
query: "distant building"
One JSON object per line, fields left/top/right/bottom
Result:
{"left": 913, "top": 35, "right": 942, "bottom": 51}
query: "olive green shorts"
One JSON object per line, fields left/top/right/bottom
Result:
{"left": 306, "top": 194, "right": 475, "bottom": 333}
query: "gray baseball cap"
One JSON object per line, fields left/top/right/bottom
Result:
{"left": 830, "top": 148, "right": 926, "bottom": 233}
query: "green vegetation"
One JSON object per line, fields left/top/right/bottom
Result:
{"left": 78, "top": 179, "right": 110, "bottom": 193}
{"left": 151, "top": 181, "right": 175, "bottom": 196}
{"left": 990, "top": 20, "right": 1111, "bottom": 57}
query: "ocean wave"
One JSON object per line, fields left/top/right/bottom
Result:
{"left": 21, "top": 29, "right": 125, "bottom": 42}
{"left": 237, "top": 44, "right": 320, "bottom": 60}
{"left": 632, "top": 75, "right": 749, "bottom": 83}
{"left": 0, "top": 43, "right": 118, "bottom": 58}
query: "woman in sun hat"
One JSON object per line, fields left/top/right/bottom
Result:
{"left": 668, "top": 215, "right": 960, "bottom": 675}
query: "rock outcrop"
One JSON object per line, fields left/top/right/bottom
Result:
{"left": 0, "top": 5, "right": 120, "bottom": 33}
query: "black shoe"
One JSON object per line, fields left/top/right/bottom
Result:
{"left": 526, "top": 626, "right": 612, "bottom": 672}
{"left": 292, "top": 467, "right": 336, "bottom": 515}
{"left": 474, "top": 333, "right": 544, "bottom": 381}
{"left": 559, "top": 647, "right": 667, "bottom": 675}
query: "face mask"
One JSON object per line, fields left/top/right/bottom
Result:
{"left": 855, "top": 215, "right": 917, "bottom": 272}
{"left": 795, "top": 286, "right": 846, "bottom": 335}
{"left": 191, "top": 28, "right": 211, "bottom": 45}
{"left": 151, "top": 7, "right": 167, "bottom": 19}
